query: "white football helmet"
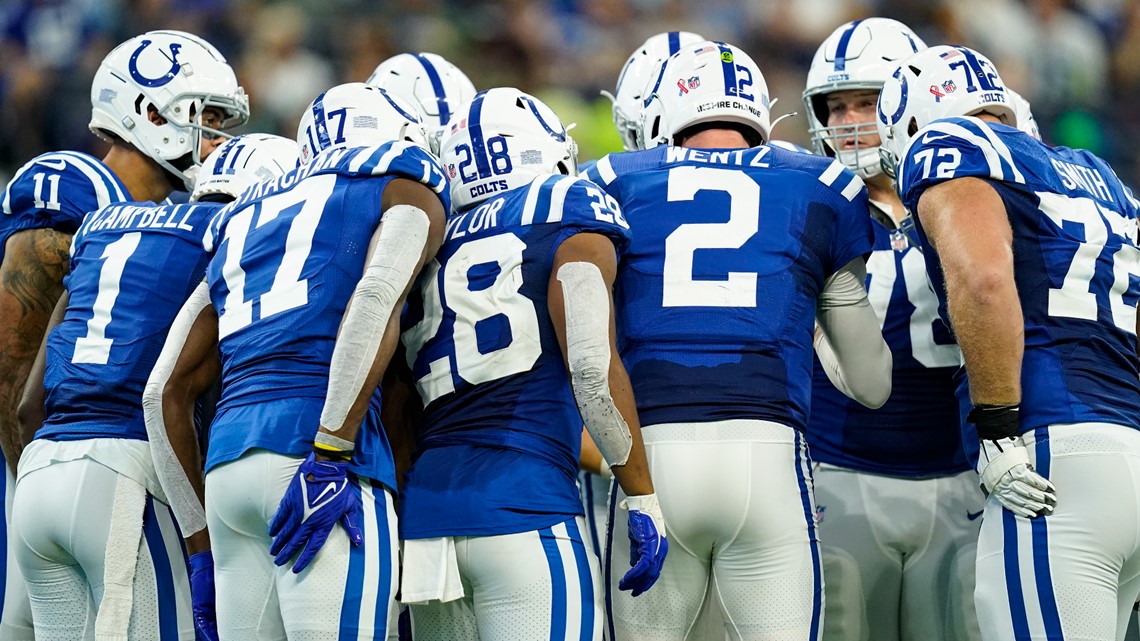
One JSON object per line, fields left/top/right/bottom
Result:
{"left": 639, "top": 41, "right": 771, "bottom": 149}
{"left": 803, "top": 18, "right": 926, "bottom": 179}
{"left": 877, "top": 45, "right": 1016, "bottom": 178}
{"left": 365, "top": 52, "right": 476, "bottom": 138}
{"left": 192, "top": 134, "right": 298, "bottom": 202}
{"left": 296, "top": 82, "right": 429, "bottom": 165}
{"left": 605, "top": 31, "right": 705, "bottom": 151}
{"left": 1007, "top": 88, "right": 1042, "bottom": 140}
{"left": 90, "top": 30, "right": 249, "bottom": 190}
{"left": 440, "top": 88, "right": 577, "bottom": 211}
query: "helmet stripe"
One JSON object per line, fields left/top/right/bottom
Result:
{"left": 467, "top": 90, "right": 492, "bottom": 179}
{"left": 311, "top": 91, "right": 333, "bottom": 150}
{"left": 642, "top": 57, "right": 668, "bottom": 108}
{"left": 667, "top": 32, "right": 681, "bottom": 55}
{"left": 833, "top": 19, "right": 864, "bottom": 72}
{"left": 717, "top": 42, "right": 739, "bottom": 99}
{"left": 413, "top": 53, "right": 451, "bottom": 125}
{"left": 376, "top": 87, "right": 420, "bottom": 124}
{"left": 519, "top": 96, "right": 566, "bottom": 142}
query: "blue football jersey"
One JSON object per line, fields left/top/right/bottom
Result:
{"left": 584, "top": 145, "right": 874, "bottom": 430}
{"left": 399, "top": 173, "right": 631, "bottom": 538}
{"left": 38, "top": 201, "right": 218, "bottom": 441}
{"left": 807, "top": 213, "right": 970, "bottom": 476}
{"left": 1, "top": 151, "right": 130, "bottom": 263}
{"left": 899, "top": 116, "right": 1140, "bottom": 434}
{"left": 203, "top": 142, "right": 450, "bottom": 489}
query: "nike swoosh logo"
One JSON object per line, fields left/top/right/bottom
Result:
{"left": 967, "top": 510, "right": 984, "bottom": 521}
{"left": 37, "top": 158, "right": 68, "bottom": 171}
{"left": 306, "top": 480, "right": 344, "bottom": 512}
{"left": 922, "top": 133, "right": 951, "bottom": 144}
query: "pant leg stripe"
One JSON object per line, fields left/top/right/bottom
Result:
{"left": 584, "top": 475, "right": 601, "bottom": 558}
{"left": 373, "top": 486, "right": 395, "bottom": 638}
{"left": 1003, "top": 509, "right": 1033, "bottom": 639}
{"left": 1032, "top": 428, "right": 1063, "bottom": 639}
{"left": 604, "top": 480, "right": 618, "bottom": 641}
{"left": 339, "top": 481, "right": 365, "bottom": 639}
{"left": 793, "top": 432, "right": 823, "bottom": 641}
{"left": 566, "top": 518, "right": 595, "bottom": 641}
{"left": 541, "top": 526, "right": 569, "bottom": 641}
{"left": 142, "top": 495, "right": 178, "bottom": 640}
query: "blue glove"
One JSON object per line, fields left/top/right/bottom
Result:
{"left": 188, "top": 551, "right": 218, "bottom": 641}
{"left": 618, "top": 493, "right": 668, "bottom": 597}
{"left": 268, "top": 453, "right": 363, "bottom": 573}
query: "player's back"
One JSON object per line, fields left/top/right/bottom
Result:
{"left": 1, "top": 151, "right": 131, "bottom": 262}
{"left": 399, "top": 173, "right": 630, "bottom": 538}
{"left": 900, "top": 116, "right": 1140, "bottom": 433}
{"left": 585, "top": 144, "right": 873, "bottom": 430}
{"left": 203, "top": 141, "right": 449, "bottom": 485}
{"left": 38, "top": 201, "right": 217, "bottom": 442}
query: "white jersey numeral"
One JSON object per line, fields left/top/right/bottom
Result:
{"left": 217, "top": 174, "right": 334, "bottom": 339}
{"left": 404, "top": 232, "right": 542, "bottom": 405}
{"left": 663, "top": 166, "right": 761, "bottom": 307}
{"left": 866, "top": 247, "right": 961, "bottom": 369}
{"left": 32, "top": 173, "right": 61, "bottom": 211}
{"left": 1039, "top": 191, "right": 1140, "bottom": 332}
{"left": 72, "top": 232, "right": 142, "bottom": 364}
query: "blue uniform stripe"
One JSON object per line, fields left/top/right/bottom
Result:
{"left": 142, "top": 496, "right": 178, "bottom": 640}
{"left": 1032, "top": 429, "right": 1064, "bottom": 639}
{"left": 582, "top": 474, "right": 601, "bottom": 557}
{"left": 414, "top": 54, "right": 451, "bottom": 125}
{"left": 467, "top": 91, "right": 493, "bottom": 179}
{"left": 311, "top": 91, "right": 333, "bottom": 149}
{"left": 338, "top": 482, "right": 366, "bottom": 638}
{"left": 540, "top": 526, "right": 568, "bottom": 641}
{"left": 717, "top": 42, "right": 738, "bottom": 98}
{"left": 57, "top": 151, "right": 130, "bottom": 202}
{"left": 667, "top": 32, "right": 681, "bottom": 55}
{"left": 603, "top": 482, "right": 618, "bottom": 641}
{"left": 1003, "top": 510, "right": 1033, "bottom": 639}
{"left": 565, "top": 518, "right": 595, "bottom": 641}
{"left": 374, "top": 483, "right": 394, "bottom": 635}
{"left": 793, "top": 432, "right": 823, "bottom": 640}
{"left": 833, "top": 20, "right": 864, "bottom": 71}
{"left": 358, "top": 145, "right": 392, "bottom": 175}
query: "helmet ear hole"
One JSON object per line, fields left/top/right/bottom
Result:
{"left": 906, "top": 117, "right": 918, "bottom": 137}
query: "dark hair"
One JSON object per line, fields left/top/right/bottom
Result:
{"left": 675, "top": 121, "right": 764, "bottom": 147}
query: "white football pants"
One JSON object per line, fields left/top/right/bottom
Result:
{"left": 205, "top": 450, "right": 397, "bottom": 641}
{"left": 976, "top": 423, "right": 1140, "bottom": 641}
{"left": 12, "top": 456, "right": 192, "bottom": 640}
{"left": 0, "top": 460, "right": 33, "bottom": 641}
{"left": 409, "top": 516, "right": 603, "bottom": 641}
{"left": 813, "top": 463, "right": 983, "bottom": 641}
{"left": 606, "top": 420, "right": 823, "bottom": 641}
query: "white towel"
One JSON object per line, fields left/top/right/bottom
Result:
{"left": 399, "top": 537, "right": 465, "bottom": 605}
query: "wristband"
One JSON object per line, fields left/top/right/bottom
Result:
{"left": 968, "top": 404, "right": 1020, "bottom": 440}
{"left": 313, "top": 432, "right": 355, "bottom": 462}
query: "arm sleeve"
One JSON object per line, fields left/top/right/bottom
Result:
{"left": 815, "top": 258, "right": 893, "bottom": 408}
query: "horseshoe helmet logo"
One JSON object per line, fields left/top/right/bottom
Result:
{"left": 128, "top": 39, "right": 184, "bottom": 88}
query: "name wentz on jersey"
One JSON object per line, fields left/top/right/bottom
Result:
{"left": 203, "top": 141, "right": 449, "bottom": 490}
{"left": 900, "top": 116, "right": 1140, "bottom": 433}
{"left": 808, "top": 216, "right": 969, "bottom": 476}
{"left": 1, "top": 151, "right": 130, "bottom": 262}
{"left": 400, "top": 173, "right": 630, "bottom": 538}
{"left": 584, "top": 144, "right": 873, "bottom": 430}
{"left": 39, "top": 201, "right": 219, "bottom": 441}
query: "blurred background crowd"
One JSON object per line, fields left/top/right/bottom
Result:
{"left": 2, "top": 0, "right": 1138, "bottom": 186}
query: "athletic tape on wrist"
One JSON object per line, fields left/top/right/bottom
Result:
{"left": 320, "top": 204, "right": 429, "bottom": 431}
{"left": 557, "top": 261, "right": 633, "bottom": 468}
{"left": 314, "top": 431, "right": 355, "bottom": 452}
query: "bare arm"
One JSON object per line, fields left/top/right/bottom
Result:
{"left": 0, "top": 228, "right": 71, "bottom": 473}
{"left": 548, "top": 232, "right": 653, "bottom": 498}
{"left": 314, "top": 178, "right": 446, "bottom": 458}
{"left": 917, "top": 177, "right": 1022, "bottom": 405}
{"left": 379, "top": 346, "right": 421, "bottom": 491}
{"left": 16, "top": 290, "right": 69, "bottom": 447}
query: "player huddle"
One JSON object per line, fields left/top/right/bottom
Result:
{"left": 0, "top": 15, "right": 1137, "bottom": 641}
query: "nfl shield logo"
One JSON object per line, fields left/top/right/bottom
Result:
{"left": 890, "top": 230, "right": 910, "bottom": 252}
{"left": 942, "top": 79, "right": 957, "bottom": 94}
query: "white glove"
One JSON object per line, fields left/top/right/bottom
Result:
{"left": 978, "top": 436, "right": 1057, "bottom": 519}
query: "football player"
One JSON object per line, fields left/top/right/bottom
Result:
{"left": 802, "top": 18, "right": 984, "bottom": 641}
{"left": 0, "top": 29, "right": 246, "bottom": 639}
{"left": 13, "top": 134, "right": 293, "bottom": 641}
{"left": 398, "top": 87, "right": 666, "bottom": 640}
{"left": 584, "top": 41, "right": 892, "bottom": 640}
{"left": 878, "top": 44, "right": 1140, "bottom": 641}
{"left": 366, "top": 52, "right": 476, "bottom": 154}
{"left": 145, "top": 83, "right": 447, "bottom": 640}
